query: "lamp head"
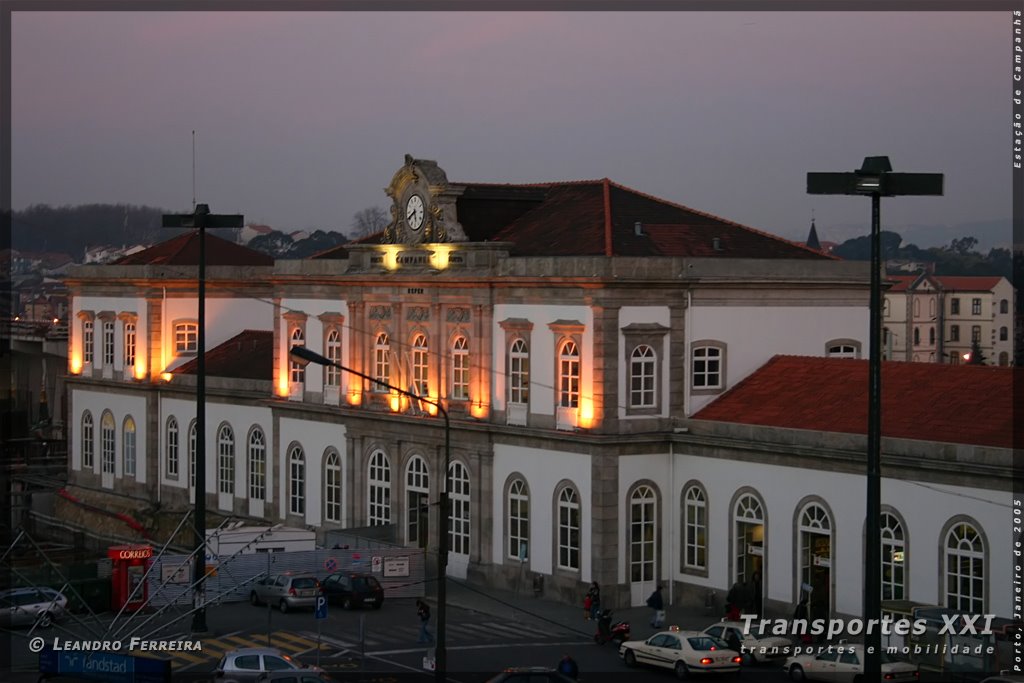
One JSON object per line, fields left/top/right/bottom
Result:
{"left": 288, "top": 345, "right": 320, "bottom": 368}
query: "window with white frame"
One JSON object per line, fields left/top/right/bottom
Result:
{"left": 123, "top": 416, "right": 136, "bottom": 476}
{"left": 289, "top": 328, "right": 305, "bottom": 383}
{"left": 367, "top": 450, "right": 391, "bottom": 525}
{"left": 124, "top": 322, "right": 136, "bottom": 368}
{"left": 692, "top": 344, "right": 724, "bottom": 389}
{"left": 188, "top": 420, "right": 197, "bottom": 489}
{"left": 972, "top": 326, "right": 981, "bottom": 343}
{"left": 325, "top": 329, "right": 342, "bottom": 386}
{"left": 166, "top": 417, "right": 179, "bottom": 477}
{"left": 289, "top": 446, "right": 305, "bottom": 515}
{"left": 683, "top": 484, "right": 707, "bottom": 570}
{"left": 101, "top": 412, "right": 115, "bottom": 474}
{"left": 508, "top": 339, "right": 530, "bottom": 405}
{"left": 406, "top": 456, "right": 430, "bottom": 548}
{"left": 945, "top": 521, "right": 985, "bottom": 614}
{"left": 373, "top": 333, "right": 390, "bottom": 391}
{"left": 412, "top": 334, "right": 429, "bottom": 396}
{"left": 630, "top": 345, "right": 656, "bottom": 408}
{"left": 248, "top": 428, "right": 266, "bottom": 501}
{"left": 827, "top": 342, "right": 859, "bottom": 358}
{"left": 175, "top": 322, "right": 198, "bottom": 354}
{"left": 324, "top": 451, "right": 341, "bottom": 523}
{"left": 557, "top": 486, "right": 580, "bottom": 570}
{"left": 217, "top": 425, "right": 234, "bottom": 495}
{"left": 950, "top": 325, "right": 960, "bottom": 342}
{"left": 558, "top": 341, "right": 580, "bottom": 408}
{"left": 508, "top": 478, "right": 529, "bottom": 560}
{"left": 449, "top": 462, "right": 471, "bottom": 556}
{"left": 102, "top": 320, "right": 115, "bottom": 365}
{"left": 881, "top": 511, "right": 905, "bottom": 601}
{"left": 81, "top": 411, "right": 94, "bottom": 468}
{"left": 971, "top": 298, "right": 981, "bottom": 315}
{"left": 451, "top": 336, "right": 469, "bottom": 400}
{"left": 83, "top": 319, "right": 94, "bottom": 363}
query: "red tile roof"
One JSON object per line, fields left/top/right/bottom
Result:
{"left": 693, "top": 355, "right": 1015, "bottom": 448}
{"left": 114, "top": 231, "right": 274, "bottom": 266}
{"left": 932, "top": 276, "right": 1003, "bottom": 292}
{"left": 886, "top": 275, "right": 918, "bottom": 292}
{"left": 173, "top": 330, "right": 273, "bottom": 381}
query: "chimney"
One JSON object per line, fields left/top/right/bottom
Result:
{"left": 634, "top": 221, "right": 644, "bottom": 236}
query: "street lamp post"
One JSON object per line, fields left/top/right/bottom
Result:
{"left": 808, "top": 157, "right": 942, "bottom": 680}
{"left": 288, "top": 345, "right": 449, "bottom": 682}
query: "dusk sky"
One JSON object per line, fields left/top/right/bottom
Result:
{"left": 10, "top": 10, "right": 1014, "bottom": 248}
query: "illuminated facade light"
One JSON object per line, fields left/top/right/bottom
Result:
{"left": 469, "top": 401, "right": 489, "bottom": 420}
{"left": 578, "top": 397, "right": 596, "bottom": 429}
{"left": 160, "top": 372, "right": 173, "bottom": 383}
{"left": 347, "top": 386, "right": 362, "bottom": 406}
{"left": 69, "top": 354, "right": 83, "bottom": 375}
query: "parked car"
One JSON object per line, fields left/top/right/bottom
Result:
{"left": 783, "top": 644, "right": 919, "bottom": 682}
{"left": 213, "top": 647, "right": 325, "bottom": 682}
{"left": 319, "top": 572, "right": 384, "bottom": 610}
{"left": 619, "top": 627, "right": 742, "bottom": 678}
{"left": 484, "top": 667, "right": 576, "bottom": 682}
{"left": 0, "top": 587, "right": 68, "bottom": 628}
{"left": 249, "top": 574, "right": 320, "bottom": 613}
{"left": 702, "top": 619, "right": 794, "bottom": 664}
{"left": 250, "top": 672, "right": 335, "bottom": 683}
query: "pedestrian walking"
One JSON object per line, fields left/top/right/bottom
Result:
{"left": 646, "top": 584, "right": 665, "bottom": 628}
{"left": 586, "top": 581, "right": 601, "bottom": 621}
{"left": 416, "top": 599, "right": 433, "bottom": 643}
{"left": 583, "top": 593, "right": 593, "bottom": 620}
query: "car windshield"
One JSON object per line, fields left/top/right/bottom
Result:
{"left": 291, "top": 578, "right": 317, "bottom": 589}
{"left": 688, "top": 636, "right": 729, "bottom": 650}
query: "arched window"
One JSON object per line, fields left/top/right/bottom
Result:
{"left": 289, "top": 328, "right": 305, "bottom": 383}
{"left": 1000, "top": 299, "right": 1009, "bottom": 314}
{"left": 166, "top": 417, "right": 179, "bottom": 477}
{"left": 508, "top": 339, "right": 530, "bottom": 405}
{"left": 373, "top": 334, "right": 390, "bottom": 391}
{"left": 123, "top": 416, "right": 136, "bottom": 477}
{"left": 913, "top": 327, "right": 920, "bottom": 346}
{"left": 683, "top": 484, "right": 707, "bottom": 570}
{"left": 798, "top": 502, "right": 832, "bottom": 621}
{"left": 558, "top": 341, "right": 579, "bottom": 408}
{"left": 557, "top": 486, "right": 580, "bottom": 570}
{"left": 449, "top": 462, "right": 471, "bottom": 556}
{"left": 325, "top": 329, "right": 342, "bottom": 386}
{"left": 81, "top": 411, "right": 94, "bottom": 468}
{"left": 945, "top": 521, "right": 985, "bottom": 614}
{"left": 881, "top": 511, "right": 906, "bottom": 601}
{"left": 630, "top": 486, "right": 657, "bottom": 585}
{"left": 188, "top": 420, "right": 197, "bottom": 489}
{"left": 412, "top": 334, "right": 429, "bottom": 396}
{"left": 826, "top": 342, "right": 859, "bottom": 359}
{"left": 288, "top": 446, "right": 305, "bottom": 515}
{"left": 217, "top": 425, "right": 235, "bottom": 495}
{"left": 451, "top": 336, "right": 469, "bottom": 400}
{"left": 929, "top": 327, "right": 935, "bottom": 345}
{"left": 913, "top": 298, "right": 920, "bottom": 317}
{"left": 324, "top": 451, "right": 342, "bottom": 523}
{"left": 630, "top": 345, "right": 656, "bottom": 408}
{"left": 734, "top": 493, "right": 765, "bottom": 586}
{"left": 508, "top": 478, "right": 529, "bottom": 560}
{"left": 101, "top": 412, "right": 116, "bottom": 474}
{"left": 406, "top": 456, "right": 429, "bottom": 548}
{"left": 367, "top": 450, "right": 391, "bottom": 525}
{"left": 248, "top": 428, "right": 266, "bottom": 501}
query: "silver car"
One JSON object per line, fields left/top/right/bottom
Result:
{"left": 214, "top": 647, "right": 325, "bottom": 682}
{"left": 249, "top": 573, "right": 319, "bottom": 613}
{"left": 0, "top": 587, "right": 68, "bottom": 628}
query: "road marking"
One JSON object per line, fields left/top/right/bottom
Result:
{"left": 273, "top": 630, "right": 320, "bottom": 650}
{"left": 367, "top": 640, "right": 593, "bottom": 656}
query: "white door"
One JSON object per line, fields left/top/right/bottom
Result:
{"left": 629, "top": 486, "right": 658, "bottom": 606}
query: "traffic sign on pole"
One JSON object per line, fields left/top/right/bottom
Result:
{"left": 315, "top": 595, "right": 328, "bottom": 620}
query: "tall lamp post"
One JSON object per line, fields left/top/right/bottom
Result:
{"left": 808, "top": 157, "right": 942, "bottom": 680}
{"left": 288, "top": 345, "right": 450, "bottom": 682}
{"left": 162, "top": 204, "right": 244, "bottom": 633}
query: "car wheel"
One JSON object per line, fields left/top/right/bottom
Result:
{"left": 38, "top": 612, "right": 53, "bottom": 629}
{"left": 279, "top": 599, "right": 289, "bottom": 614}
{"left": 674, "top": 661, "right": 689, "bottom": 680}
{"left": 342, "top": 597, "right": 353, "bottom": 610}
{"left": 623, "top": 650, "right": 637, "bottom": 667}
{"left": 788, "top": 664, "right": 805, "bottom": 682}
{"left": 249, "top": 592, "right": 259, "bottom": 606}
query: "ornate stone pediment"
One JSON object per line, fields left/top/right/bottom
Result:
{"left": 382, "top": 155, "right": 467, "bottom": 245}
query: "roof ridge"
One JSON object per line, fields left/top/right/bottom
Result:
{"left": 606, "top": 180, "right": 838, "bottom": 260}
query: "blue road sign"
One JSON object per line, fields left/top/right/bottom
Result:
{"left": 315, "top": 594, "right": 328, "bottom": 619}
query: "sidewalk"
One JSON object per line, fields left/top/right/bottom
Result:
{"left": 438, "top": 578, "right": 721, "bottom": 639}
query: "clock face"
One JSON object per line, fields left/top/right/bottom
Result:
{"left": 405, "top": 194, "right": 425, "bottom": 231}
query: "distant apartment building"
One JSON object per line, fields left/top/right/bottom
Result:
{"left": 884, "top": 273, "right": 1014, "bottom": 365}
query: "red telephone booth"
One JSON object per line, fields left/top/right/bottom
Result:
{"left": 108, "top": 544, "right": 152, "bottom": 612}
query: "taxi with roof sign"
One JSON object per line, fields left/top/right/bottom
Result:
{"left": 619, "top": 624, "right": 743, "bottom": 678}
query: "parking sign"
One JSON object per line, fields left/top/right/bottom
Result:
{"left": 315, "top": 595, "right": 328, "bottom": 620}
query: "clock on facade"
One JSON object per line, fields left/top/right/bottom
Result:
{"left": 405, "top": 194, "right": 425, "bottom": 232}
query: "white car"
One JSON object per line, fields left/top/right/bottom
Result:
{"left": 783, "top": 644, "right": 919, "bottom": 682}
{"left": 0, "top": 587, "right": 68, "bottom": 628}
{"left": 619, "top": 628, "right": 742, "bottom": 678}
{"left": 702, "top": 620, "right": 794, "bottom": 664}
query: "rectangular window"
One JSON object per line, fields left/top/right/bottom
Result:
{"left": 102, "top": 321, "right": 115, "bottom": 365}
{"left": 175, "top": 322, "right": 198, "bottom": 353}
{"left": 124, "top": 323, "right": 136, "bottom": 368}
{"left": 412, "top": 336, "right": 429, "bottom": 396}
{"left": 950, "top": 325, "right": 960, "bottom": 342}
{"left": 692, "top": 346, "right": 723, "bottom": 389}
{"left": 325, "top": 332, "right": 342, "bottom": 386}
{"left": 167, "top": 421, "right": 179, "bottom": 477}
{"left": 951, "top": 298, "right": 960, "bottom": 315}
{"left": 451, "top": 338, "right": 469, "bottom": 400}
{"left": 508, "top": 340, "right": 530, "bottom": 405}
{"left": 83, "top": 320, "right": 94, "bottom": 363}
{"left": 629, "top": 346, "right": 656, "bottom": 408}
{"left": 373, "top": 334, "right": 390, "bottom": 392}
{"left": 971, "top": 325, "right": 981, "bottom": 343}
{"left": 971, "top": 298, "right": 981, "bottom": 315}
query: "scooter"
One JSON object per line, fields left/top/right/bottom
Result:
{"left": 593, "top": 608, "right": 630, "bottom": 645}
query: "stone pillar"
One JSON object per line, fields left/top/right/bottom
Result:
{"left": 669, "top": 302, "right": 688, "bottom": 420}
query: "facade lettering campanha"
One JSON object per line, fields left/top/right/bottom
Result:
{"left": 63, "top": 156, "right": 1012, "bottom": 620}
